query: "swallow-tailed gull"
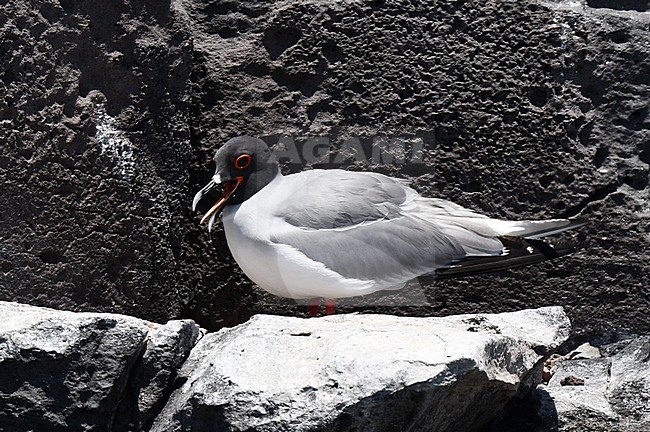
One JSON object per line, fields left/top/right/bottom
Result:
{"left": 193, "top": 136, "right": 586, "bottom": 316}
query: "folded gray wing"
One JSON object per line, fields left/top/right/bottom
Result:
{"left": 276, "top": 170, "right": 412, "bottom": 230}
{"left": 270, "top": 170, "right": 469, "bottom": 285}
{"left": 271, "top": 214, "right": 468, "bottom": 286}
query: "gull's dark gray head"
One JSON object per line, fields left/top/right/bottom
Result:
{"left": 192, "top": 136, "right": 279, "bottom": 230}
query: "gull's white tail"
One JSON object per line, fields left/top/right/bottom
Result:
{"left": 493, "top": 218, "right": 589, "bottom": 239}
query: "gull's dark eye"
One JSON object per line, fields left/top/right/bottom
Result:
{"left": 234, "top": 153, "right": 252, "bottom": 170}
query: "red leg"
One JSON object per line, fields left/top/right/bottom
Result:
{"left": 308, "top": 298, "right": 320, "bottom": 317}
{"left": 324, "top": 298, "right": 336, "bottom": 315}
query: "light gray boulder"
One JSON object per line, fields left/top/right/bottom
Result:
{"left": 547, "top": 357, "right": 617, "bottom": 420}
{"left": 607, "top": 338, "right": 650, "bottom": 424}
{"left": 543, "top": 336, "right": 650, "bottom": 432}
{"left": 493, "top": 336, "right": 650, "bottom": 432}
{"left": 113, "top": 319, "right": 205, "bottom": 431}
{"left": 566, "top": 342, "right": 602, "bottom": 360}
{"left": 0, "top": 301, "right": 201, "bottom": 432}
{"left": 151, "top": 306, "right": 570, "bottom": 432}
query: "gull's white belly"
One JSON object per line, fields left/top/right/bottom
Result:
{"left": 222, "top": 202, "right": 376, "bottom": 300}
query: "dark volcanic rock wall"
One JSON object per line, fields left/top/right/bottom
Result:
{"left": 1, "top": 0, "right": 649, "bottom": 339}
{"left": 0, "top": 0, "right": 193, "bottom": 321}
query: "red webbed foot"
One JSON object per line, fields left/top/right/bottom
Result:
{"left": 308, "top": 297, "right": 320, "bottom": 317}
{"left": 325, "top": 298, "right": 336, "bottom": 315}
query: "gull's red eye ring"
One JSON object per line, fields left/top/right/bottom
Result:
{"left": 234, "top": 153, "right": 251, "bottom": 170}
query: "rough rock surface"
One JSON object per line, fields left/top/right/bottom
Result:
{"left": 0, "top": 301, "right": 201, "bottom": 432}
{"left": 547, "top": 336, "right": 650, "bottom": 432}
{"left": 151, "top": 306, "right": 570, "bottom": 432}
{"left": 113, "top": 319, "right": 204, "bottom": 431}
{"left": 491, "top": 336, "right": 650, "bottom": 432}
{"left": 1, "top": 0, "right": 648, "bottom": 340}
{"left": 0, "top": 0, "right": 193, "bottom": 322}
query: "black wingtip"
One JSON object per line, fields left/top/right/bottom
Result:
{"left": 435, "top": 236, "right": 583, "bottom": 280}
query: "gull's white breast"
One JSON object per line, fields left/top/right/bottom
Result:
{"left": 221, "top": 174, "right": 376, "bottom": 299}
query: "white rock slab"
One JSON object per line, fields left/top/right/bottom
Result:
{"left": 152, "top": 306, "right": 570, "bottom": 432}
